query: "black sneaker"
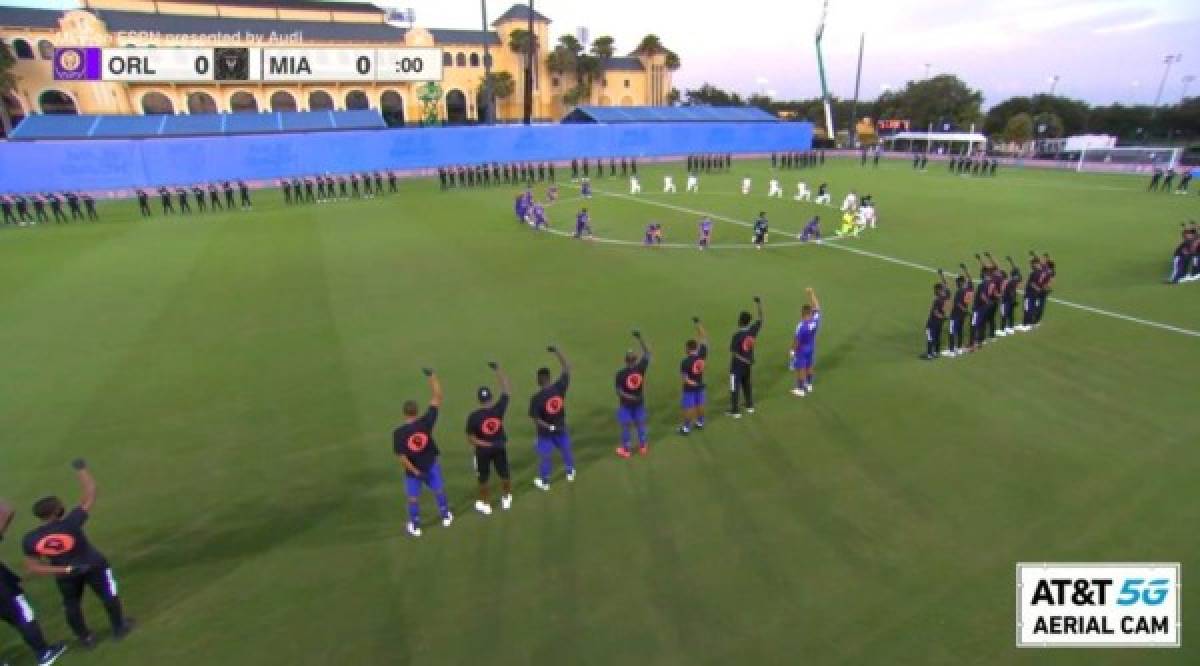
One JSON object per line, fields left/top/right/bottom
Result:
{"left": 694, "top": 421, "right": 705, "bottom": 430}
{"left": 113, "top": 618, "right": 136, "bottom": 641}
{"left": 78, "top": 634, "right": 97, "bottom": 650}
{"left": 39, "top": 643, "right": 68, "bottom": 666}
{"left": 677, "top": 426, "right": 690, "bottom": 436}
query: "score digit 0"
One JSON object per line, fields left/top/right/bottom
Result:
{"left": 356, "top": 55, "right": 371, "bottom": 76}
{"left": 195, "top": 54, "right": 210, "bottom": 76}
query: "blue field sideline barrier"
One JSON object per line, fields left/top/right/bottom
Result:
{"left": 0, "top": 121, "right": 812, "bottom": 193}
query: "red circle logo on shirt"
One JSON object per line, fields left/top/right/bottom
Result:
{"left": 34, "top": 534, "right": 76, "bottom": 557}
{"left": 545, "top": 396, "right": 564, "bottom": 415}
{"left": 625, "top": 373, "right": 644, "bottom": 390}
{"left": 481, "top": 417, "right": 503, "bottom": 436}
{"left": 690, "top": 359, "right": 705, "bottom": 375}
{"left": 741, "top": 336, "right": 756, "bottom": 353}
{"left": 406, "top": 432, "right": 429, "bottom": 452}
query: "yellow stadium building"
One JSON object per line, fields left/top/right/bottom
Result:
{"left": 0, "top": 0, "right": 674, "bottom": 131}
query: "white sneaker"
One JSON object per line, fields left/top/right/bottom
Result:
{"left": 501, "top": 494, "right": 513, "bottom": 511}
{"left": 996, "top": 330, "right": 1008, "bottom": 337}
{"left": 442, "top": 512, "right": 454, "bottom": 527}
{"left": 791, "top": 388, "right": 806, "bottom": 397}
{"left": 940, "top": 350, "right": 953, "bottom": 357}
{"left": 534, "top": 478, "right": 550, "bottom": 491}
{"left": 566, "top": 469, "right": 576, "bottom": 482}
{"left": 474, "top": 500, "right": 493, "bottom": 516}
{"left": 746, "top": 407, "right": 756, "bottom": 414}
{"left": 805, "top": 385, "right": 813, "bottom": 393}
{"left": 407, "top": 522, "right": 422, "bottom": 537}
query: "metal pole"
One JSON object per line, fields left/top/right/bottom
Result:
{"left": 814, "top": 0, "right": 834, "bottom": 142}
{"left": 848, "top": 33, "right": 863, "bottom": 149}
{"left": 523, "top": 0, "right": 534, "bottom": 125}
{"left": 480, "top": 0, "right": 494, "bottom": 124}
{"left": 1152, "top": 54, "right": 1180, "bottom": 109}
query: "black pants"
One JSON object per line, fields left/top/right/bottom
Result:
{"left": 210, "top": 194, "right": 222, "bottom": 210}
{"left": 985, "top": 304, "right": 998, "bottom": 338}
{"left": 56, "top": 565, "right": 125, "bottom": 639}
{"left": 225, "top": 192, "right": 235, "bottom": 208}
{"left": 474, "top": 447, "right": 510, "bottom": 483}
{"left": 926, "top": 319, "right": 944, "bottom": 356}
{"left": 1, "top": 592, "right": 50, "bottom": 656}
{"left": 1022, "top": 296, "right": 1037, "bottom": 326}
{"left": 139, "top": 202, "right": 151, "bottom": 217}
{"left": 970, "top": 310, "right": 987, "bottom": 346}
{"left": 729, "top": 364, "right": 753, "bottom": 412}
{"left": 1000, "top": 301, "right": 1016, "bottom": 330}
{"left": 949, "top": 314, "right": 966, "bottom": 351}
{"left": 1034, "top": 295, "right": 1048, "bottom": 324}
{"left": 2, "top": 209, "right": 14, "bottom": 224}
{"left": 196, "top": 197, "right": 206, "bottom": 212}
{"left": 241, "top": 191, "right": 251, "bottom": 207}
{"left": 86, "top": 205, "right": 98, "bottom": 221}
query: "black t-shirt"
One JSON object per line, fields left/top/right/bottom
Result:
{"left": 680, "top": 344, "right": 708, "bottom": 392}
{"left": 928, "top": 296, "right": 947, "bottom": 323}
{"left": 393, "top": 406, "right": 440, "bottom": 476}
{"left": 529, "top": 374, "right": 570, "bottom": 436}
{"left": 615, "top": 356, "right": 650, "bottom": 407}
{"left": 466, "top": 394, "right": 510, "bottom": 448}
{"left": 952, "top": 286, "right": 971, "bottom": 315}
{"left": 729, "top": 321, "right": 762, "bottom": 368}
{"left": 21, "top": 507, "right": 106, "bottom": 568}
{"left": 1025, "top": 268, "right": 1042, "bottom": 296}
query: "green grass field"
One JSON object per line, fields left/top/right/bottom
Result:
{"left": 1, "top": 158, "right": 1197, "bottom": 665}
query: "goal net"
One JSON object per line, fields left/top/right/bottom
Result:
{"left": 1075, "top": 146, "right": 1182, "bottom": 174}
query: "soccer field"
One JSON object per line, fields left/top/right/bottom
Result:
{"left": 1, "top": 158, "right": 1197, "bottom": 665}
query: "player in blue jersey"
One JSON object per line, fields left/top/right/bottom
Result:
{"left": 530, "top": 202, "right": 547, "bottom": 230}
{"left": 581, "top": 178, "right": 593, "bottom": 198}
{"left": 615, "top": 331, "right": 651, "bottom": 458}
{"left": 698, "top": 218, "right": 713, "bottom": 250}
{"left": 514, "top": 192, "right": 527, "bottom": 224}
{"left": 574, "top": 208, "right": 592, "bottom": 239}
{"left": 530, "top": 346, "right": 575, "bottom": 490}
{"left": 790, "top": 288, "right": 821, "bottom": 396}
{"left": 393, "top": 368, "right": 452, "bottom": 537}
{"left": 678, "top": 317, "right": 709, "bottom": 435}
{"left": 799, "top": 215, "right": 822, "bottom": 242}
{"left": 752, "top": 212, "right": 769, "bottom": 249}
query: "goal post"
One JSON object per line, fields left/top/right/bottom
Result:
{"left": 1075, "top": 146, "right": 1182, "bottom": 174}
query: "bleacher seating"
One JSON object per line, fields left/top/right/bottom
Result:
{"left": 8, "top": 110, "right": 387, "bottom": 140}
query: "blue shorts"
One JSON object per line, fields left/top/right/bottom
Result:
{"left": 535, "top": 430, "right": 571, "bottom": 454}
{"left": 681, "top": 388, "right": 705, "bottom": 409}
{"left": 405, "top": 461, "right": 445, "bottom": 497}
{"left": 617, "top": 404, "right": 646, "bottom": 424}
{"left": 791, "top": 348, "right": 815, "bottom": 370}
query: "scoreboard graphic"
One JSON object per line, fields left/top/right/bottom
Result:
{"left": 53, "top": 47, "right": 443, "bottom": 82}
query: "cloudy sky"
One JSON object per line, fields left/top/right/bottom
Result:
{"left": 12, "top": 0, "right": 1200, "bottom": 106}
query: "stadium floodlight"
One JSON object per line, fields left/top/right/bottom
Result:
{"left": 814, "top": 0, "right": 834, "bottom": 140}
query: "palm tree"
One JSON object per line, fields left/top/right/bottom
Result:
{"left": 635, "top": 34, "right": 664, "bottom": 55}
{"left": 664, "top": 49, "right": 681, "bottom": 71}
{"left": 590, "top": 36, "right": 615, "bottom": 63}
{"left": 508, "top": 29, "right": 538, "bottom": 56}
{"left": 0, "top": 42, "right": 17, "bottom": 136}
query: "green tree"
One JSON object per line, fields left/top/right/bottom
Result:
{"left": 683, "top": 83, "right": 744, "bottom": 107}
{"left": 507, "top": 29, "right": 539, "bottom": 56}
{"left": 1032, "top": 112, "right": 1064, "bottom": 139}
{"left": 589, "top": 36, "right": 615, "bottom": 62}
{"left": 984, "top": 95, "right": 1089, "bottom": 136}
{"left": 666, "top": 87, "right": 681, "bottom": 106}
{"left": 1003, "top": 112, "right": 1034, "bottom": 145}
{"left": 872, "top": 74, "right": 983, "bottom": 130}
{"left": 0, "top": 41, "right": 16, "bottom": 136}
{"left": 479, "top": 71, "right": 515, "bottom": 100}
{"left": 635, "top": 34, "right": 664, "bottom": 55}
{"left": 746, "top": 93, "right": 773, "bottom": 111}
{"left": 664, "top": 49, "right": 681, "bottom": 71}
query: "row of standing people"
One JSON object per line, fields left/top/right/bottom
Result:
{"left": 1, "top": 193, "right": 99, "bottom": 226}
{"left": 136, "top": 181, "right": 251, "bottom": 217}
{"left": 949, "top": 157, "right": 1000, "bottom": 176}
{"left": 281, "top": 172, "right": 397, "bottom": 204}
{"left": 570, "top": 157, "right": 639, "bottom": 180}
{"left": 771, "top": 152, "right": 824, "bottom": 169}
{"left": 1148, "top": 167, "right": 1195, "bottom": 194}
{"left": 440, "top": 162, "right": 555, "bottom": 190}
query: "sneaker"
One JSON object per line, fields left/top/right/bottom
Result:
{"left": 638, "top": 444, "right": 648, "bottom": 456}
{"left": 39, "top": 643, "right": 68, "bottom": 665}
{"left": 474, "top": 500, "right": 493, "bottom": 516}
{"left": 996, "top": 330, "right": 1008, "bottom": 337}
{"left": 805, "top": 385, "right": 813, "bottom": 394}
{"left": 1005, "top": 328, "right": 1016, "bottom": 335}
{"left": 791, "top": 388, "right": 806, "bottom": 397}
{"left": 112, "top": 619, "right": 135, "bottom": 641}
{"left": 407, "top": 522, "right": 422, "bottom": 537}
{"left": 441, "top": 512, "right": 454, "bottom": 528}
{"left": 677, "top": 425, "right": 690, "bottom": 436}
{"left": 500, "top": 494, "right": 512, "bottom": 511}
{"left": 694, "top": 420, "right": 705, "bottom": 430}
{"left": 940, "top": 350, "right": 953, "bottom": 357}
{"left": 746, "top": 407, "right": 756, "bottom": 414}
{"left": 78, "top": 635, "right": 97, "bottom": 650}
{"left": 566, "top": 469, "right": 576, "bottom": 482}
{"left": 725, "top": 411, "right": 742, "bottom": 419}
{"left": 534, "top": 478, "right": 550, "bottom": 491}
{"left": 615, "top": 447, "right": 631, "bottom": 459}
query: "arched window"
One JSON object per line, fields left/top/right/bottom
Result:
{"left": 308, "top": 90, "right": 334, "bottom": 111}
{"left": 230, "top": 91, "right": 258, "bottom": 113}
{"left": 345, "top": 90, "right": 369, "bottom": 111}
{"left": 380, "top": 90, "right": 404, "bottom": 127}
{"left": 141, "top": 91, "right": 174, "bottom": 115}
{"left": 469, "top": 53, "right": 480, "bottom": 67}
{"left": 445, "top": 89, "right": 467, "bottom": 124}
{"left": 443, "top": 52, "right": 453, "bottom": 67}
{"left": 455, "top": 52, "right": 466, "bottom": 67}
{"left": 270, "top": 90, "right": 297, "bottom": 112}
{"left": 187, "top": 91, "right": 217, "bottom": 114}
{"left": 38, "top": 89, "right": 77, "bottom": 115}
{"left": 12, "top": 39, "right": 33, "bottom": 59}
{"left": 37, "top": 39, "right": 54, "bottom": 60}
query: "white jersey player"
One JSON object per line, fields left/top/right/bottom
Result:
{"left": 630, "top": 175, "right": 641, "bottom": 194}
{"left": 741, "top": 177, "right": 752, "bottom": 195}
{"left": 767, "top": 179, "right": 783, "bottom": 198}
{"left": 814, "top": 183, "right": 831, "bottom": 206}
{"left": 686, "top": 173, "right": 699, "bottom": 193}
{"left": 794, "top": 182, "right": 811, "bottom": 201}
{"left": 841, "top": 191, "right": 858, "bottom": 213}
{"left": 663, "top": 175, "right": 677, "bottom": 193}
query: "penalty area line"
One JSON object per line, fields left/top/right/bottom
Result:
{"left": 595, "top": 188, "right": 1200, "bottom": 339}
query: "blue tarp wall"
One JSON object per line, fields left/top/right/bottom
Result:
{"left": 0, "top": 121, "right": 812, "bottom": 193}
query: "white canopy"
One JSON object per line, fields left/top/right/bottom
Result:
{"left": 883, "top": 131, "right": 988, "bottom": 150}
